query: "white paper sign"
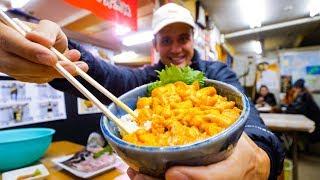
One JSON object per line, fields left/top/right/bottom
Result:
{"left": 77, "top": 98, "right": 101, "bottom": 115}
{"left": 0, "top": 81, "right": 66, "bottom": 129}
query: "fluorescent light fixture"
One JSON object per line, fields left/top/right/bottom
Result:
{"left": 122, "top": 31, "right": 153, "bottom": 46}
{"left": 115, "top": 24, "right": 131, "bottom": 36}
{"left": 252, "top": 40, "right": 262, "bottom": 54}
{"left": 309, "top": 0, "right": 320, "bottom": 17}
{"left": 239, "top": 0, "right": 265, "bottom": 28}
{"left": 11, "top": 0, "right": 31, "bottom": 8}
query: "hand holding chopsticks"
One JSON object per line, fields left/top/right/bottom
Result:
{"left": 11, "top": 17, "right": 137, "bottom": 119}
{"left": 0, "top": 10, "right": 137, "bottom": 134}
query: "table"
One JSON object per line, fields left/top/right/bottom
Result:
{"left": 260, "top": 113, "right": 315, "bottom": 133}
{"left": 256, "top": 105, "right": 272, "bottom": 113}
{"left": 0, "top": 141, "right": 129, "bottom": 180}
{"left": 260, "top": 113, "right": 315, "bottom": 180}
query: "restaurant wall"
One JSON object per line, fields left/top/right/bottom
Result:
{"left": 256, "top": 57, "right": 281, "bottom": 104}
{"left": 279, "top": 46, "right": 320, "bottom": 107}
{"left": 232, "top": 55, "right": 257, "bottom": 99}
{"left": 1, "top": 76, "right": 103, "bottom": 145}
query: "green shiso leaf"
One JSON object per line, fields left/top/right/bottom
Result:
{"left": 93, "top": 145, "right": 113, "bottom": 159}
{"left": 147, "top": 66, "right": 205, "bottom": 95}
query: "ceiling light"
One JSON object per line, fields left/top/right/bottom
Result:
{"left": 11, "top": 0, "right": 31, "bottom": 8}
{"left": 122, "top": 31, "right": 153, "bottom": 46}
{"left": 239, "top": 0, "right": 265, "bottom": 28}
{"left": 309, "top": 0, "right": 320, "bottom": 17}
{"left": 115, "top": 24, "right": 131, "bottom": 36}
{"left": 252, "top": 40, "right": 262, "bottom": 54}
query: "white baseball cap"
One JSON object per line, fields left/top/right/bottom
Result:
{"left": 152, "top": 3, "right": 195, "bottom": 35}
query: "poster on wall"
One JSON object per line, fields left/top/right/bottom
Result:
{"left": 77, "top": 98, "right": 102, "bottom": 115}
{"left": 279, "top": 48, "right": 320, "bottom": 106}
{"left": 280, "top": 75, "right": 292, "bottom": 93}
{"left": 0, "top": 81, "right": 66, "bottom": 129}
{"left": 232, "top": 56, "right": 256, "bottom": 87}
{"left": 306, "top": 65, "right": 320, "bottom": 75}
{"left": 194, "top": 24, "right": 207, "bottom": 60}
{"left": 280, "top": 50, "right": 320, "bottom": 92}
{"left": 78, "top": 41, "right": 115, "bottom": 64}
{"left": 256, "top": 62, "right": 280, "bottom": 92}
{"left": 64, "top": 0, "right": 137, "bottom": 30}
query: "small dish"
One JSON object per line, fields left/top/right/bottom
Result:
{"left": 51, "top": 154, "right": 119, "bottom": 179}
{"left": 2, "top": 164, "right": 49, "bottom": 180}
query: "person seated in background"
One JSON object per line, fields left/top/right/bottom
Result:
{"left": 281, "top": 88, "right": 295, "bottom": 107}
{"left": 278, "top": 88, "right": 295, "bottom": 113}
{"left": 285, "top": 79, "right": 320, "bottom": 141}
{"left": 254, "top": 85, "right": 277, "bottom": 107}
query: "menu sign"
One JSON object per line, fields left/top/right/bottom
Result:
{"left": 64, "top": 0, "right": 137, "bottom": 30}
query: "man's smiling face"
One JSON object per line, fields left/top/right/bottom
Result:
{"left": 154, "top": 23, "right": 194, "bottom": 67}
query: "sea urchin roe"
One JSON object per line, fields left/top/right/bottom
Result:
{"left": 122, "top": 81, "right": 241, "bottom": 146}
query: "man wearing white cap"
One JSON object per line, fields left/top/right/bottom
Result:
{"left": 151, "top": 3, "right": 195, "bottom": 68}
{"left": 0, "top": 3, "right": 283, "bottom": 180}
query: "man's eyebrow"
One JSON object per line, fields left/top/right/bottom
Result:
{"left": 180, "top": 33, "right": 191, "bottom": 37}
{"left": 158, "top": 35, "right": 170, "bottom": 39}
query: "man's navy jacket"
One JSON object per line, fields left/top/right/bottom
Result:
{"left": 50, "top": 41, "right": 285, "bottom": 179}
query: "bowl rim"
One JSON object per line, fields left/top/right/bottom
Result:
{"left": 101, "top": 79, "right": 250, "bottom": 152}
{"left": 0, "top": 128, "right": 55, "bottom": 144}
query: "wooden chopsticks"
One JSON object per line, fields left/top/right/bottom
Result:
{"left": 12, "top": 18, "right": 136, "bottom": 118}
{"left": 0, "top": 10, "right": 137, "bottom": 134}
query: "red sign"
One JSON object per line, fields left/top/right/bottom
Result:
{"left": 64, "top": 0, "right": 137, "bottom": 30}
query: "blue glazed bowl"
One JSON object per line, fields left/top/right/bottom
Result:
{"left": 101, "top": 79, "right": 250, "bottom": 177}
{"left": 0, "top": 128, "right": 55, "bottom": 172}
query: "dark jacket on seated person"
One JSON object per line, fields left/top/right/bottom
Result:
{"left": 286, "top": 91, "right": 320, "bottom": 122}
{"left": 286, "top": 91, "right": 320, "bottom": 140}
{"left": 286, "top": 79, "right": 320, "bottom": 141}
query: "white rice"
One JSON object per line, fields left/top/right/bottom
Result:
{"left": 120, "top": 113, "right": 152, "bottom": 135}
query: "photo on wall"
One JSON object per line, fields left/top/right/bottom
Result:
{"left": 280, "top": 49, "right": 320, "bottom": 92}
{"left": 0, "top": 81, "right": 66, "bottom": 129}
{"left": 77, "top": 98, "right": 102, "bottom": 115}
{"left": 256, "top": 62, "right": 280, "bottom": 92}
{"left": 280, "top": 75, "right": 292, "bottom": 93}
{"left": 279, "top": 48, "right": 320, "bottom": 106}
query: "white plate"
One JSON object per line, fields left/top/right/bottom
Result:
{"left": 2, "top": 164, "right": 49, "bottom": 180}
{"left": 51, "top": 154, "right": 119, "bottom": 179}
